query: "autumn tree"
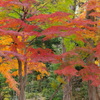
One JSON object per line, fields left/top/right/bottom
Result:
{"left": 0, "top": 0, "right": 59, "bottom": 100}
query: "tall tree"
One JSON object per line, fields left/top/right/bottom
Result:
{"left": 85, "top": 0, "right": 100, "bottom": 99}
{"left": 0, "top": 0, "right": 57, "bottom": 99}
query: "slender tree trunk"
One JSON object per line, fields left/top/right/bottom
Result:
{"left": 17, "top": 58, "right": 27, "bottom": 100}
{"left": 49, "top": 83, "right": 62, "bottom": 100}
{"left": 18, "top": 84, "right": 25, "bottom": 100}
{"left": 0, "top": 94, "right": 4, "bottom": 100}
{"left": 16, "top": 8, "right": 28, "bottom": 100}
{"left": 63, "top": 77, "right": 72, "bottom": 100}
{"left": 88, "top": 81, "right": 100, "bottom": 100}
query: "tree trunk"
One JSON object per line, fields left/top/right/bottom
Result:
{"left": 17, "top": 58, "right": 26, "bottom": 100}
{"left": 88, "top": 81, "right": 100, "bottom": 100}
{"left": 63, "top": 77, "right": 72, "bottom": 100}
{"left": 18, "top": 83, "right": 25, "bottom": 100}
{"left": 0, "top": 94, "right": 4, "bottom": 100}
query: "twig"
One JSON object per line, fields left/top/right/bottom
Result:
{"left": 49, "top": 83, "right": 62, "bottom": 100}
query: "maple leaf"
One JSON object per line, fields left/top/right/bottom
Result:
{"left": 27, "top": 48, "right": 59, "bottom": 63}
{"left": 55, "top": 66, "right": 78, "bottom": 78}
{"left": 0, "top": 58, "right": 19, "bottom": 94}
{"left": 89, "top": 12, "right": 100, "bottom": 17}
{"left": 27, "top": 12, "right": 70, "bottom": 22}
{"left": 93, "top": 43, "right": 100, "bottom": 58}
{"left": 79, "top": 64, "right": 100, "bottom": 86}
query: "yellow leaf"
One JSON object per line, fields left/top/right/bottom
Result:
{"left": 0, "top": 57, "right": 2, "bottom": 63}
{"left": 37, "top": 75, "right": 41, "bottom": 80}
{"left": 95, "top": 60, "right": 100, "bottom": 66}
{"left": 56, "top": 76, "right": 65, "bottom": 84}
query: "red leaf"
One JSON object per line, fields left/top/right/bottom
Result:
{"left": 27, "top": 48, "right": 59, "bottom": 63}
{"left": 55, "top": 66, "right": 78, "bottom": 76}
{"left": 93, "top": 43, "right": 100, "bottom": 57}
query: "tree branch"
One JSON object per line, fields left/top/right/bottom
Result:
{"left": 49, "top": 83, "right": 62, "bottom": 100}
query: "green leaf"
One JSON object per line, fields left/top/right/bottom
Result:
{"left": 64, "top": 35, "right": 84, "bottom": 51}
